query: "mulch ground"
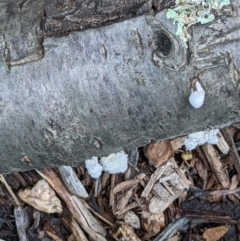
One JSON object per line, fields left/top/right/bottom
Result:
{"left": 1, "top": 124, "right": 240, "bottom": 241}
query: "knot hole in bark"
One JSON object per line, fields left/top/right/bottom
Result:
{"left": 155, "top": 31, "right": 172, "bottom": 57}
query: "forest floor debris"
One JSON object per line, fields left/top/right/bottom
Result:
{"left": 1, "top": 124, "right": 240, "bottom": 240}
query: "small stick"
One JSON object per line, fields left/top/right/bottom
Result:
{"left": 0, "top": 174, "right": 21, "bottom": 206}
{"left": 153, "top": 217, "right": 190, "bottom": 241}
{"left": 192, "top": 187, "right": 240, "bottom": 197}
{"left": 36, "top": 169, "right": 107, "bottom": 241}
{"left": 141, "top": 165, "right": 166, "bottom": 197}
{"left": 83, "top": 201, "right": 116, "bottom": 228}
{"left": 202, "top": 144, "right": 230, "bottom": 188}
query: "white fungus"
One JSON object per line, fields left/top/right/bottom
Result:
{"left": 85, "top": 157, "right": 103, "bottom": 178}
{"left": 184, "top": 129, "right": 219, "bottom": 151}
{"left": 189, "top": 81, "right": 205, "bottom": 108}
{"left": 100, "top": 151, "right": 128, "bottom": 174}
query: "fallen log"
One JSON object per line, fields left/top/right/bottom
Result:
{"left": 0, "top": 0, "right": 239, "bottom": 173}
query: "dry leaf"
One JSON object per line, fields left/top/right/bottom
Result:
{"left": 144, "top": 141, "right": 174, "bottom": 168}
{"left": 203, "top": 226, "right": 228, "bottom": 241}
{"left": 124, "top": 211, "right": 140, "bottom": 229}
{"left": 18, "top": 179, "right": 62, "bottom": 213}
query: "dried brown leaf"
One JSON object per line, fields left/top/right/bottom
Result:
{"left": 144, "top": 141, "right": 174, "bottom": 168}
{"left": 203, "top": 226, "right": 228, "bottom": 241}
{"left": 18, "top": 179, "right": 62, "bottom": 213}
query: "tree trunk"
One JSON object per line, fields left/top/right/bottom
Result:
{"left": 0, "top": 0, "right": 239, "bottom": 173}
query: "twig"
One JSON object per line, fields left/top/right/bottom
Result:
{"left": 153, "top": 217, "right": 190, "bottom": 241}
{"left": 113, "top": 173, "right": 145, "bottom": 194}
{"left": 202, "top": 144, "right": 230, "bottom": 188}
{"left": 0, "top": 174, "right": 21, "bottom": 206}
{"left": 141, "top": 165, "right": 166, "bottom": 197}
{"left": 191, "top": 187, "right": 240, "bottom": 197}
{"left": 36, "top": 168, "right": 107, "bottom": 241}
{"left": 83, "top": 201, "right": 116, "bottom": 228}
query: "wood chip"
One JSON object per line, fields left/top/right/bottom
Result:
{"left": 128, "top": 148, "right": 139, "bottom": 168}
{"left": 195, "top": 159, "right": 208, "bottom": 189}
{"left": 110, "top": 174, "right": 116, "bottom": 213}
{"left": 18, "top": 179, "right": 62, "bottom": 214}
{"left": 141, "top": 211, "right": 165, "bottom": 235}
{"left": 69, "top": 217, "right": 88, "bottom": 241}
{"left": 202, "top": 144, "right": 230, "bottom": 188}
{"left": 115, "top": 202, "right": 139, "bottom": 216}
{"left": 144, "top": 141, "right": 174, "bottom": 168}
{"left": 112, "top": 223, "right": 141, "bottom": 241}
{"left": 230, "top": 174, "right": 239, "bottom": 190}
{"left": 58, "top": 166, "right": 89, "bottom": 198}
{"left": 14, "top": 206, "right": 30, "bottom": 241}
{"left": 117, "top": 187, "right": 135, "bottom": 212}
{"left": 46, "top": 231, "right": 63, "bottom": 241}
{"left": 141, "top": 165, "right": 166, "bottom": 197}
{"left": 113, "top": 173, "right": 145, "bottom": 194}
{"left": 203, "top": 226, "right": 228, "bottom": 241}
{"left": 217, "top": 132, "right": 230, "bottom": 154}
{"left": 171, "top": 137, "right": 186, "bottom": 151}
{"left": 150, "top": 183, "right": 182, "bottom": 214}
{"left": 124, "top": 211, "right": 141, "bottom": 229}
{"left": 37, "top": 169, "right": 107, "bottom": 241}
{"left": 67, "top": 234, "right": 76, "bottom": 241}
{"left": 222, "top": 128, "right": 240, "bottom": 179}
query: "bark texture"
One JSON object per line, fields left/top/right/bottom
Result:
{"left": 0, "top": 0, "right": 239, "bottom": 173}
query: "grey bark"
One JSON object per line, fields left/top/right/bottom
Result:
{"left": 0, "top": 0, "right": 239, "bottom": 173}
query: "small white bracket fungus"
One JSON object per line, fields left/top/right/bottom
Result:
{"left": 100, "top": 151, "right": 128, "bottom": 174}
{"left": 189, "top": 81, "right": 205, "bottom": 108}
{"left": 184, "top": 129, "right": 219, "bottom": 151}
{"left": 85, "top": 157, "right": 103, "bottom": 178}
